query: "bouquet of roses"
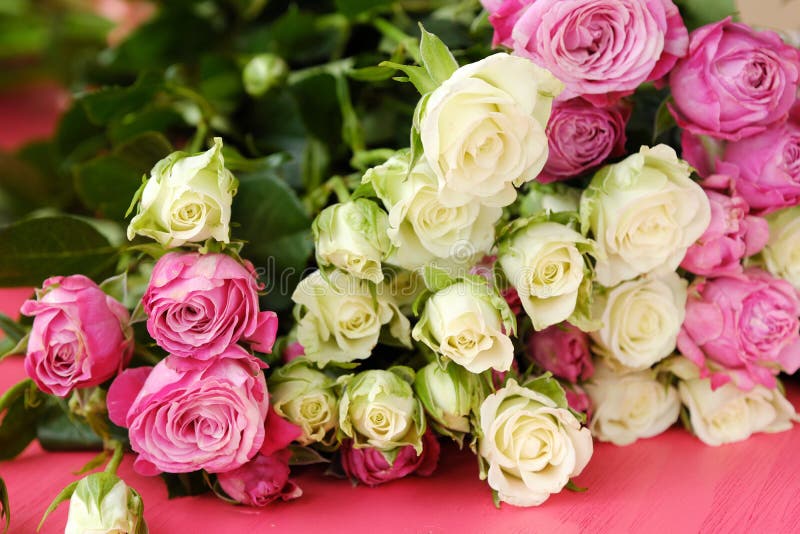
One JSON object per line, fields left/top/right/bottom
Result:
{"left": 1, "top": 0, "right": 799, "bottom": 531}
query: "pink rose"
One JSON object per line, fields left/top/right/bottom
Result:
{"left": 679, "top": 130, "right": 723, "bottom": 178}
{"left": 539, "top": 98, "right": 630, "bottom": 183}
{"left": 340, "top": 430, "right": 440, "bottom": 487}
{"left": 716, "top": 107, "right": 800, "bottom": 214}
{"left": 107, "top": 346, "right": 269, "bottom": 475}
{"left": 677, "top": 269, "right": 800, "bottom": 390}
{"left": 20, "top": 275, "right": 132, "bottom": 397}
{"left": 680, "top": 187, "right": 769, "bottom": 276}
{"left": 143, "top": 252, "right": 278, "bottom": 360}
{"left": 217, "top": 450, "right": 302, "bottom": 507}
{"left": 527, "top": 323, "right": 593, "bottom": 384}
{"left": 483, "top": 0, "right": 688, "bottom": 105}
{"left": 669, "top": 19, "right": 800, "bottom": 141}
{"left": 282, "top": 342, "right": 305, "bottom": 364}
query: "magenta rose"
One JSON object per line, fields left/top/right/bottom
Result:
{"left": 20, "top": 275, "right": 133, "bottom": 397}
{"left": 483, "top": 0, "right": 688, "bottom": 105}
{"left": 527, "top": 323, "right": 593, "bottom": 384}
{"left": 564, "top": 384, "right": 592, "bottom": 420}
{"left": 669, "top": 19, "right": 800, "bottom": 141}
{"left": 677, "top": 269, "right": 800, "bottom": 390}
{"left": 143, "top": 252, "right": 278, "bottom": 360}
{"left": 107, "top": 345, "right": 269, "bottom": 475}
{"left": 340, "top": 430, "right": 440, "bottom": 487}
{"left": 716, "top": 107, "right": 800, "bottom": 214}
{"left": 680, "top": 187, "right": 769, "bottom": 276}
{"left": 217, "top": 450, "right": 302, "bottom": 507}
{"left": 539, "top": 98, "right": 630, "bottom": 183}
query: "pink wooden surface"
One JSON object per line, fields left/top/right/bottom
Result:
{"left": 3, "top": 85, "right": 800, "bottom": 534}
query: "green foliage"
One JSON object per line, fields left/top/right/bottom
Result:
{"left": 674, "top": 0, "right": 738, "bottom": 30}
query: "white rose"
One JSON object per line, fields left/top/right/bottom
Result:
{"left": 498, "top": 221, "right": 593, "bottom": 330}
{"left": 313, "top": 199, "right": 391, "bottom": 283}
{"left": 585, "top": 362, "right": 680, "bottom": 446}
{"left": 127, "top": 137, "right": 237, "bottom": 247}
{"left": 413, "top": 281, "right": 514, "bottom": 373}
{"left": 65, "top": 474, "right": 146, "bottom": 534}
{"left": 762, "top": 206, "right": 800, "bottom": 291}
{"left": 580, "top": 145, "right": 711, "bottom": 286}
{"left": 479, "top": 379, "right": 593, "bottom": 507}
{"left": 292, "top": 270, "right": 410, "bottom": 366}
{"left": 590, "top": 272, "right": 687, "bottom": 371}
{"left": 419, "top": 53, "right": 563, "bottom": 208}
{"left": 365, "top": 152, "right": 502, "bottom": 270}
{"left": 339, "top": 367, "right": 425, "bottom": 452}
{"left": 666, "top": 356, "right": 798, "bottom": 446}
{"left": 269, "top": 358, "right": 339, "bottom": 446}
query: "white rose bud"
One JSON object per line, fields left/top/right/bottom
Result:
{"left": 419, "top": 53, "right": 563, "bottom": 208}
{"left": 498, "top": 220, "right": 594, "bottom": 330}
{"left": 292, "top": 270, "right": 410, "bottom": 366}
{"left": 313, "top": 199, "right": 391, "bottom": 283}
{"left": 65, "top": 473, "right": 146, "bottom": 534}
{"left": 518, "top": 181, "right": 582, "bottom": 217}
{"left": 585, "top": 362, "right": 681, "bottom": 446}
{"left": 127, "top": 137, "right": 237, "bottom": 247}
{"left": 590, "top": 272, "right": 687, "bottom": 371}
{"left": 414, "top": 362, "right": 482, "bottom": 442}
{"left": 479, "top": 378, "right": 593, "bottom": 507}
{"left": 762, "top": 206, "right": 800, "bottom": 291}
{"left": 364, "top": 152, "right": 502, "bottom": 271}
{"left": 339, "top": 367, "right": 425, "bottom": 453}
{"left": 269, "top": 358, "right": 339, "bottom": 446}
{"left": 413, "top": 280, "right": 515, "bottom": 373}
{"left": 580, "top": 145, "right": 711, "bottom": 286}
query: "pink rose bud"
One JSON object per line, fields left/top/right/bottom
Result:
{"left": 527, "top": 323, "right": 594, "bottom": 384}
{"left": 143, "top": 252, "right": 278, "bottom": 360}
{"left": 282, "top": 342, "right": 305, "bottom": 364}
{"left": 217, "top": 450, "right": 302, "bottom": 507}
{"left": 564, "top": 384, "right": 592, "bottom": 421}
{"left": 539, "top": 98, "right": 630, "bottom": 183}
{"left": 716, "top": 105, "right": 800, "bottom": 214}
{"left": 340, "top": 430, "right": 440, "bottom": 487}
{"left": 107, "top": 346, "right": 269, "bottom": 475}
{"left": 681, "top": 187, "right": 769, "bottom": 276}
{"left": 483, "top": 0, "right": 688, "bottom": 105}
{"left": 20, "top": 275, "right": 133, "bottom": 397}
{"left": 669, "top": 19, "right": 800, "bottom": 141}
{"left": 678, "top": 269, "right": 800, "bottom": 391}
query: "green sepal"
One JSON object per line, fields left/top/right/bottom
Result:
{"left": 417, "top": 23, "right": 458, "bottom": 85}
{"left": 377, "top": 61, "right": 436, "bottom": 95}
{"left": 37, "top": 481, "right": 78, "bottom": 532}
{"left": 522, "top": 373, "right": 569, "bottom": 409}
{"left": 565, "top": 480, "right": 588, "bottom": 493}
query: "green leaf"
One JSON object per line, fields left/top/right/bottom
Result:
{"left": 38, "top": 481, "right": 78, "bottom": 532}
{"left": 36, "top": 403, "right": 119, "bottom": 452}
{"left": 79, "top": 72, "right": 163, "bottom": 125}
{"left": 0, "top": 216, "right": 117, "bottom": 287}
{"left": 160, "top": 472, "right": 209, "bottom": 500}
{"left": 0, "top": 476, "right": 9, "bottom": 534}
{"left": 674, "top": 0, "right": 738, "bottom": 30}
{"left": 652, "top": 96, "right": 677, "bottom": 143}
{"left": 232, "top": 169, "right": 313, "bottom": 311}
{"left": 0, "top": 381, "right": 45, "bottom": 461}
{"left": 288, "top": 445, "right": 330, "bottom": 466}
{"left": 523, "top": 373, "right": 569, "bottom": 409}
{"left": 335, "top": 0, "right": 392, "bottom": 18}
{"left": 0, "top": 313, "right": 25, "bottom": 344}
{"left": 418, "top": 24, "right": 458, "bottom": 85}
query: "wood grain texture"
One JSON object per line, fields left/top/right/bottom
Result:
{"left": 2, "top": 290, "right": 800, "bottom": 534}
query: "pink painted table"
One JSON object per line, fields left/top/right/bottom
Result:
{"left": 2, "top": 85, "right": 800, "bottom": 534}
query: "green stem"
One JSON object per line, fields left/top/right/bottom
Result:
{"left": 373, "top": 18, "right": 421, "bottom": 64}
{"left": 328, "top": 176, "right": 351, "bottom": 203}
{"left": 187, "top": 122, "right": 209, "bottom": 153}
{"left": 105, "top": 441, "right": 124, "bottom": 475}
{"left": 287, "top": 58, "right": 355, "bottom": 85}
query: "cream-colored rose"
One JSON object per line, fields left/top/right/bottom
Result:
{"left": 419, "top": 53, "right": 563, "bottom": 208}
{"left": 313, "top": 199, "right": 390, "bottom": 283}
{"left": 269, "top": 358, "right": 339, "bottom": 446}
{"left": 292, "top": 270, "right": 410, "bottom": 366}
{"left": 127, "top": 137, "right": 237, "bottom": 247}
{"left": 479, "top": 379, "right": 593, "bottom": 507}
{"left": 585, "top": 362, "right": 680, "bottom": 446}
{"left": 762, "top": 206, "right": 800, "bottom": 291}
{"left": 498, "top": 221, "right": 593, "bottom": 330}
{"left": 339, "top": 367, "right": 425, "bottom": 453}
{"left": 580, "top": 145, "right": 711, "bottom": 286}
{"left": 65, "top": 474, "right": 146, "bottom": 534}
{"left": 667, "top": 356, "right": 798, "bottom": 446}
{"left": 365, "top": 152, "right": 502, "bottom": 271}
{"left": 413, "top": 281, "right": 514, "bottom": 373}
{"left": 591, "top": 272, "right": 687, "bottom": 371}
